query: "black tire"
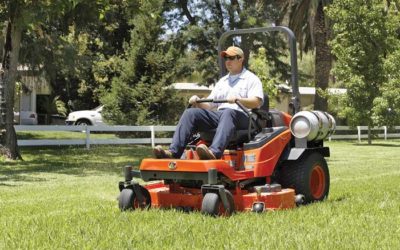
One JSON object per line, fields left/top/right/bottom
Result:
{"left": 135, "top": 186, "right": 151, "bottom": 209}
{"left": 201, "top": 190, "right": 235, "bottom": 216}
{"left": 76, "top": 119, "right": 92, "bottom": 126}
{"left": 279, "top": 152, "right": 330, "bottom": 204}
{"left": 119, "top": 189, "right": 135, "bottom": 211}
{"left": 118, "top": 186, "right": 151, "bottom": 211}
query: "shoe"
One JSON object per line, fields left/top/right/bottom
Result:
{"left": 153, "top": 145, "right": 173, "bottom": 159}
{"left": 196, "top": 144, "right": 216, "bottom": 160}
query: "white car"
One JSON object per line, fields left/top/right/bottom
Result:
{"left": 14, "top": 111, "right": 38, "bottom": 125}
{"left": 65, "top": 105, "right": 104, "bottom": 126}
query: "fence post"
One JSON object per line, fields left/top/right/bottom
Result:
{"left": 150, "top": 125, "right": 155, "bottom": 148}
{"left": 357, "top": 126, "right": 361, "bottom": 143}
{"left": 86, "top": 125, "right": 90, "bottom": 149}
{"left": 384, "top": 126, "right": 387, "bottom": 140}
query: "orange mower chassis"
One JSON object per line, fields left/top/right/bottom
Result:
{"left": 119, "top": 126, "right": 299, "bottom": 214}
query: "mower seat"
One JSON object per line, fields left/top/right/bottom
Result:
{"left": 200, "top": 94, "right": 271, "bottom": 146}
{"left": 200, "top": 127, "right": 256, "bottom": 146}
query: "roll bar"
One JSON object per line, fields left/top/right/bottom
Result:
{"left": 217, "top": 26, "right": 300, "bottom": 113}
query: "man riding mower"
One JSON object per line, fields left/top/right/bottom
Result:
{"left": 117, "top": 26, "right": 335, "bottom": 216}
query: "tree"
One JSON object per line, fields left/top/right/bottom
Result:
{"left": 0, "top": 1, "right": 22, "bottom": 159}
{"left": 372, "top": 7, "right": 400, "bottom": 128}
{"left": 0, "top": 0, "right": 85, "bottom": 159}
{"left": 327, "top": 0, "right": 397, "bottom": 144}
{"left": 275, "top": 0, "right": 332, "bottom": 111}
{"left": 100, "top": 0, "right": 186, "bottom": 125}
{"left": 14, "top": 1, "right": 135, "bottom": 112}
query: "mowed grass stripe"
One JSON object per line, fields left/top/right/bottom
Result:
{"left": 1, "top": 141, "right": 399, "bottom": 249}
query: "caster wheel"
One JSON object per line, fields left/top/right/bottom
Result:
{"left": 201, "top": 190, "right": 234, "bottom": 216}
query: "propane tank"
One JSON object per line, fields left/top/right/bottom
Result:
{"left": 290, "top": 111, "right": 336, "bottom": 141}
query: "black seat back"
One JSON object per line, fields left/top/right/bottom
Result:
{"left": 252, "top": 93, "right": 271, "bottom": 129}
{"left": 260, "top": 93, "right": 269, "bottom": 112}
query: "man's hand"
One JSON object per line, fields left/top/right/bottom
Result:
{"left": 189, "top": 95, "right": 200, "bottom": 106}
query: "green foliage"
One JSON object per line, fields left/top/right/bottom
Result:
{"left": 100, "top": 0, "right": 185, "bottom": 125}
{"left": 296, "top": 51, "right": 315, "bottom": 87}
{"left": 248, "top": 47, "right": 279, "bottom": 100}
{"left": 36, "top": 95, "right": 68, "bottom": 117}
{"left": 327, "top": 0, "right": 400, "bottom": 128}
{"left": 1, "top": 141, "right": 400, "bottom": 248}
{"left": 277, "top": 0, "right": 332, "bottom": 53}
{"left": 372, "top": 22, "right": 400, "bottom": 127}
{"left": 4, "top": 0, "right": 139, "bottom": 112}
{"left": 163, "top": 1, "right": 291, "bottom": 84}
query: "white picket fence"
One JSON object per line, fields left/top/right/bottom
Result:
{"left": 331, "top": 125, "right": 400, "bottom": 142}
{"left": 14, "top": 125, "right": 400, "bottom": 148}
{"left": 14, "top": 125, "right": 176, "bottom": 149}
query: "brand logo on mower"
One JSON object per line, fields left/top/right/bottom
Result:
{"left": 168, "top": 161, "right": 177, "bottom": 170}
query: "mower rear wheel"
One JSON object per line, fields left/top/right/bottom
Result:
{"left": 118, "top": 186, "right": 151, "bottom": 211}
{"left": 279, "top": 152, "right": 330, "bottom": 204}
{"left": 201, "top": 190, "right": 235, "bottom": 216}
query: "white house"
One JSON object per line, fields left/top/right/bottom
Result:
{"left": 16, "top": 70, "right": 51, "bottom": 115}
{"left": 275, "top": 86, "right": 347, "bottom": 112}
{"left": 171, "top": 82, "right": 214, "bottom": 98}
{"left": 0, "top": 64, "right": 51, "bottom": 124}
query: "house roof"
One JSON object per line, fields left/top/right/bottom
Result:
{"left": 278, "top": 84, "right": 346, "bottom": 95}
{"left": 299, "top": 87, "right": 347, "bottom": 95}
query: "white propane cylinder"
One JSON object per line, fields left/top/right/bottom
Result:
{"left": 290, "top": 111, "right": 336, "bottom": 141}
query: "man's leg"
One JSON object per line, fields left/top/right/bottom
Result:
{"left": 169, "top": 108, "right": 219, "bottom": 157}
{"left": 208, "top": 109, "right": 249, "bottom": 158}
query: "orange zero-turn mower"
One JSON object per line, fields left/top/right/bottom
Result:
{"left": 117, "top": 26, "right": 336, "bottom": 216}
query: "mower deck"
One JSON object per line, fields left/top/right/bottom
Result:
{"left": 144, "top": 182, "right": 295, "bottom": 212}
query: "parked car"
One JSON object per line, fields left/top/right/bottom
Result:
{"left": 14, "top": 111, "right": 38, "bottom": 125}
{"left": 65, "top": 105, "right": 104, "bottom": 126}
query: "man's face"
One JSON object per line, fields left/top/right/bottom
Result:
{"left": 224, "top": 55, "right": 243, "bottom": 74}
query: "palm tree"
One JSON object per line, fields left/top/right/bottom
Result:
{"left": 275, "top": 0, "right": 332, "bottom": 111}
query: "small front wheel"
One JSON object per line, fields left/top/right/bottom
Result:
{"left": 201, "top": 190, "right": 235, "bottom": 216}
{"left": 119, "top": 189, "right": 135, "bottom": 211}
{"left": 118, "top": 185, "right": 151, "bottom": 211}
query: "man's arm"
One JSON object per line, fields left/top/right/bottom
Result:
{"left": 227, "top": 96, "right": 262, "bottom": 109}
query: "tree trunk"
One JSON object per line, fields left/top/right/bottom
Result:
{"left": 0, "top": 20, "right": 22, "bottom": 160}
{"left": 178, "top": 0, "right": 196, "bottom": 25}
{"left": 214, "top": 0, "right": 224, "bottom": 29}
{"left": 313, "top": 1, "right": 332, "bottom": 111}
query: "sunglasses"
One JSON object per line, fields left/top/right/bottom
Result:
{"left": 224, "top": 55, "right": 241, "bottom": 61}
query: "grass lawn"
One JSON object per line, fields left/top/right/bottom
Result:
{"left": 1, "top": 141, "right": 399, "bottom": 249}
{"left": 16, "top": 131, "right": 120, "bottom": 140}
